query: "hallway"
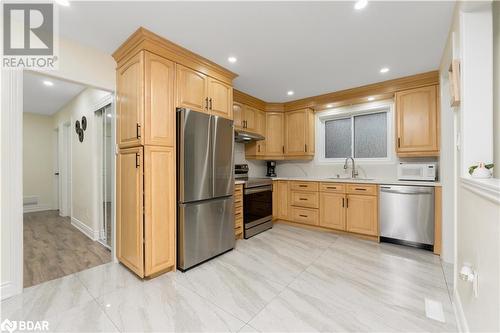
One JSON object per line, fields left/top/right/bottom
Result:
{"left": 23, "top": 210, "right": 111, "bottom": 288}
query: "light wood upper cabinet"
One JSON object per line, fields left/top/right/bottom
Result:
{"left": 144, "top": 52, "right": 175, "bottom": 147}
{"left": 233, "top": 102, "right": 244, "bottom": 129}
{"left": 207, "top": 78, "right": 233, "bottom": 119}
{"left": 117, "top": 52, "right": 144, "bottom": 148}
{"left": 319, "top": 192, "right": 346, "bottom": 231}
{"left": 117, "top": 147, "right": 144, "bottom": 277}
{"left": 285, "top": 108, "right": 314, "bottom": 158}
{"left": 144, "top": 146, "right": 176, "bottom": 276}
{"left": 176, "top": 64, "right": 208, "bottom": 113}
{"left": 243, "top": 106, "right": 257, "bottom": 132}
{"left": 264, "top": 112, "right": 284, "bottom": 157}
{"left": 396, "top": 85, "right": 439, "bottom": 156}
{"left": 346, "top": 194, "right": 378, "bottom": 236}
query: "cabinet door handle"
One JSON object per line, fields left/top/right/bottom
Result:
{"left": 327, "top": 186, "right": 337, "bottom": 189}
{"left": 346, "top": 198, "right": 349, "bottom": 208}
{"left": 299, "top": 214, "right": 308, "bottom": 218}
{"left": 299, "top": 185, "right": 307, "bottom": 188}
{"left": 398, "top": 137, "right": 401, "bottom": 148}
{"left": 355, "top": 188, "right": 367, "bottom": 191}
{"left": 258, "top": 144, "right": 260, "bottom": 153}
{"left": 299, "top": 198, "right": 307, "bottom": 201}
{"left": 205, "top": 97, "right": 209, "bottom": 110}
{"left": 209, "top": 98, "right": 213, "bottom": 110}
{"left": 136, "top": 123, "right": 141, "bottom": 139}
{"left": 305, "top": 144, "right": 307, "bottom": 152}
{"left": 135, "top": 152, "right": 140, "bottom": 168}
{"left": 342, "top": 198, "right": 345, "bottom": 207}
{"left": 282, "top": 145, "right": 285, "bottom": 153}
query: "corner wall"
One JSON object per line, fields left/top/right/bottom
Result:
{"left": 52, "top": 87, "right": 111, "bottom": 240}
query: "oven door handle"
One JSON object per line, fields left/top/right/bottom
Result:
{"left": 244, "top": 185, "right": 273, "bottom": 195}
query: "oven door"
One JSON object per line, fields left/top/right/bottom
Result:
{"left": 243, "top": 185, "right": 273, "bottom": 227}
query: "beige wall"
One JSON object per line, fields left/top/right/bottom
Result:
{"left": 23, "top": 113, "right": 56, "bottom": 212}
{"left": 494, "top": 1, "right": 500, "bottom": 178}
{"left": 52, "top": 87, "right": 111, "bottom": 238}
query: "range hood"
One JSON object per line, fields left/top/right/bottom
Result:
{"left": 234, "top": 130, "right": 265, "bottom": 143}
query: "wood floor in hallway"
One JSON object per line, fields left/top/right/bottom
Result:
{"left": 23, "top": 210, "right": 111, "bottom": 288}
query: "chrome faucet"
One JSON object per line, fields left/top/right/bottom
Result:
{"left": 344, "top": 157, "right": 358, "bottom": 178}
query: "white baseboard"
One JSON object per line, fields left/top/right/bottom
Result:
{"left": 23, "top": 204, "right": 54, "bottom": 213}
{"left": 453, "top": 288, "right": 469, "bottom": 332}
{"left": 71, "top": 217, "right": 99, "bottom": 241}
{"left": 1, "top": 281, "right": 20, "bottom": 301}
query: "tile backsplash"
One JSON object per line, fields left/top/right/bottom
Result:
{"left": 234, "top": 143, "right": 266, "bottom": 177}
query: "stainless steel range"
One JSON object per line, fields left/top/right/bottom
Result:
{"left": 235, "top": 164, "right": 273, "bottom": 238}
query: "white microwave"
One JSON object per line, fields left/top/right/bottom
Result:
{"left": 397, "top": 163, "right": 437, "bottom": 181}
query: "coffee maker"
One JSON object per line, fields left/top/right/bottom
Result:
{"left": 266, "top": 161, "right": 276, "bottom": 177}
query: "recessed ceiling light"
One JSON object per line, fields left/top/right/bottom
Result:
{"left": 43, "top": 80, "right": 53, "bottom": 86}
{"left": 354, "top": 0, "right": 368, "bottom": 10}
{"left": 380, "top": 67, "right": 390, "bottom": 74}
{"left": 367, "top": 97, "right": 375, "bottom": 101}
{"left": 227, "top": 56, "right": 237, "bottom": 63}
{"left": 55, "top": 0, "right": 70, "bottom": 6}
{"left": 326, "top": 104, "right": 333, "bottom": 108}
{"left": 287, "top": 90, "right": 294, "bottom": 96}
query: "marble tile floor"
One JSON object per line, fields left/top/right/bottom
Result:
{"left": 1, "top": 223, "right": 457, "bottom": 332}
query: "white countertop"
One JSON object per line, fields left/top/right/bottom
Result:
{"left": 271, "top": 177, "right": 441, "bottom": 187}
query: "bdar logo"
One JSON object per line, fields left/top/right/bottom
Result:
{"left": 3, "top": 3, "right": 54, "bottom": 56}
{"left": 0, "top": 319, "right": 17, "bottom": 333}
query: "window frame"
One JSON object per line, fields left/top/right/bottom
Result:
{"left": 315, "top": 100, "right": 394, "bottom": 164}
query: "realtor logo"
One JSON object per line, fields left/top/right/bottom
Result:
{"left": 2, "top": 2, "right": 58, "bottom": 69}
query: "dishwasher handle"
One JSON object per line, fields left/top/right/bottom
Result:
{"left": 380, "top": 186, "right": 434, "bottom": 195}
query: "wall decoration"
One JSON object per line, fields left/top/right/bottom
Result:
{"left": 81, "top": 116, "right": 87, "bottom": 130}
{"left": 75, "top": 117, "right": 87, "bottom": 142}
{"left": 448, "top": 59, "right": 461, "bottom": 107}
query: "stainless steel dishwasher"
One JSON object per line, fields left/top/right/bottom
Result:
{"left": 379, "top": 185, "right": 435, "bottom": 251}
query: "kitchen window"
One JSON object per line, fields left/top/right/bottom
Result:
{"left": 317, "top": 101, "right": 393, "bottom": 163}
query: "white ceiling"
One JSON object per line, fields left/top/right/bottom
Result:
{"left": 23, "top": 71, "right": 86, "bottom": 115}
{"left": 59, "top": 1, "right": 454, "bottom": 102}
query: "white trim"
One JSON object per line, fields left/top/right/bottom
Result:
{"left": 453, "top": 288, "right": 469, "bottom": 332}
{"left": 315, "top": 100, "right": 394, "bottom": 165}
{"left": 23, "top": 204, "right": 54, "bottom": 213}
{"left": 1, "top": 70, "right": 24, "bottom": 300}
{"left": 460, "top": 177, "right": 500, "bottom": 205}
{"left": 71, "top": 217, "right": 99, "bottom": 241}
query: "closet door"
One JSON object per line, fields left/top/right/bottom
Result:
{"left": 144, "top": 52, "right": 175, "bottom": 147}
{"left": 117, "top": 147, "right": 144, "bottom": 277}
{"left": 116, "top": 51, "right": 144, "bottom": 148}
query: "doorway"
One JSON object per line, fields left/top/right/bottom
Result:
{"left": 21, "top": 71, "right": 113, "bottom": 288}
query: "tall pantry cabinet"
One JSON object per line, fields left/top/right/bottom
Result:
{"left": 113, "top": 28, "right": 236, "bottom": 278}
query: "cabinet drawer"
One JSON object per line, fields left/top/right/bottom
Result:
{"left": 291, "top": 191, "right": 319, "bottom": 208}
{"left": 291, "top": 207, "right": 319, "bottom": 226}
{"left": 319, "top": 182, "right": 346, "bottom": 193}
{"left": 346, "top": 184, "right": 377, "bottom": 195}
{"left": 290, "top": 181, "right": 318, "bottom": 192}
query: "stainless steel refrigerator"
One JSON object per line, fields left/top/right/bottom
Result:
{"left": 177, "top": 108, "right": 235, "bottom": 271}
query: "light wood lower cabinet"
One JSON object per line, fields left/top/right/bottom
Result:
{"left": 275, "top": 181, "right": 289, "bottom": 220}
{"left": 273, "top": 180, "right": 379, "bottom": 238}
{"left": 346, "top": 194, "right": 378, "bottom": 236}
{"left": 117, "top": 146, "right": 176, "bottom": 277}
{"left": 234, "top": 184, "right": 243, "bottom": 239}
{"left": 319, "top": 192, "right": 346, "bottom": 230}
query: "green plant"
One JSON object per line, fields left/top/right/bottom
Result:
{"left": 468, "top": 163, "right": 494, "bottom": 175}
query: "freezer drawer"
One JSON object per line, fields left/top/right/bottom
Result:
{"left": 178, "top": 196, "right": 235, "bottom": 270}
{"left": 379, "top": 185, "right": 435, "bottom": 249}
